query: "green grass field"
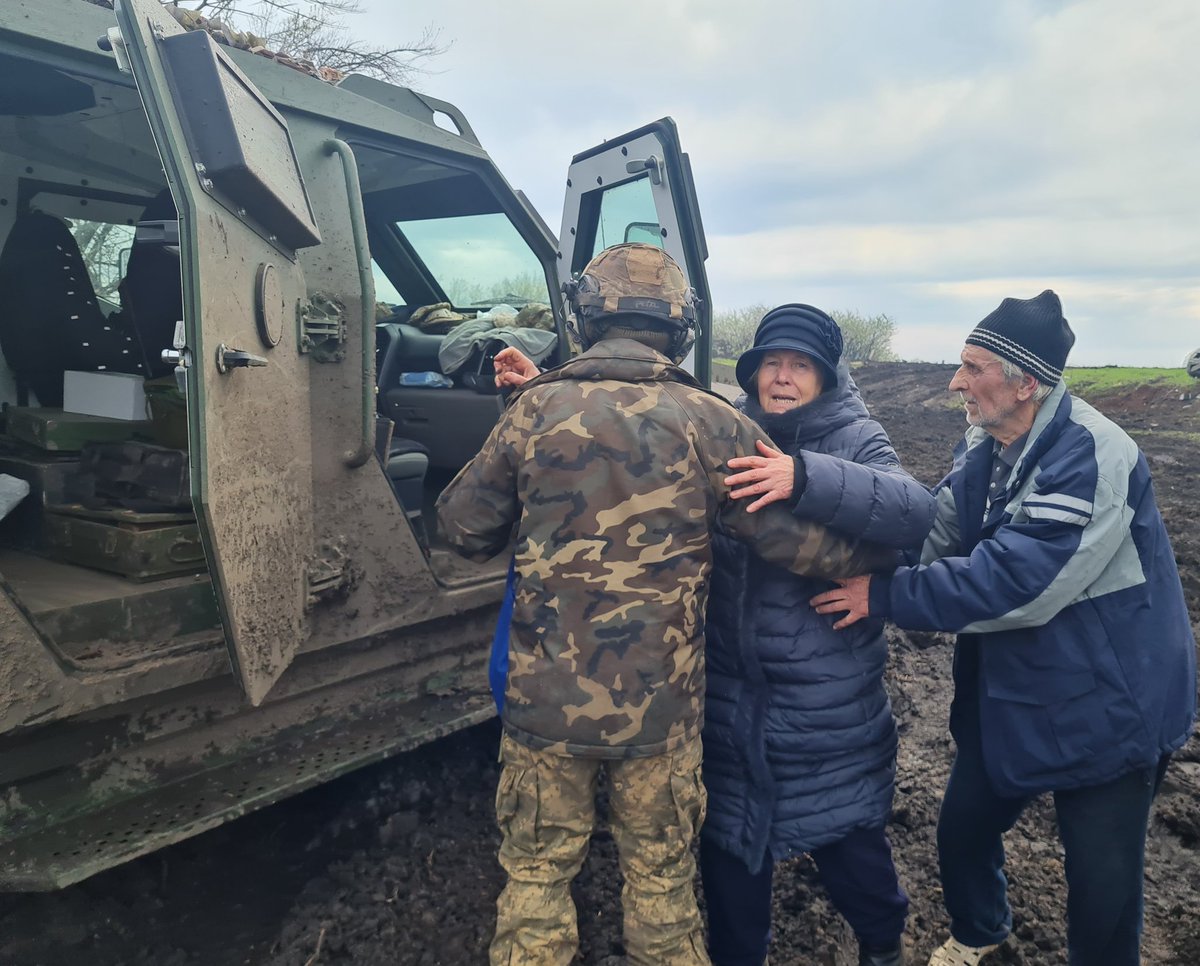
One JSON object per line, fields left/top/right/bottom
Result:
{"left": 1061, "top": 366, "right": 1193, "bottom": 394}
{"left": 712, "top": 359, "right": 738, "bottom": 384}
{"left": 712, "top": 358, "right": 1193, "bottom": 396}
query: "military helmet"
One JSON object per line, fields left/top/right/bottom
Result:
{"left": 1187, "top": 347, "right": 1200, "bottom": 380}
{"left": 563, "top": 242, "right": 699, "bottom": 363}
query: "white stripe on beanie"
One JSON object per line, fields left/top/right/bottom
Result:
{"left": 965, "top": 328, "right": 1064, "bottom": 384}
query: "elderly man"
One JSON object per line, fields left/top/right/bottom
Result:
{"left": 812, "top": 290, "right": 1196, "bottom": 966}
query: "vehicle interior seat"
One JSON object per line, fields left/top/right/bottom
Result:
{"left": 386, "top": 437, "right": 429, "bottom": 511}
{"left": 0, "top": 210, "right": 144, "bottom": 407}
{"left": 374, "top": 317, "right": 505, "bottom": 470}
{"left": 118, "top": 189, "right": 183, "bottom": 379}
{"left": 381, "top": 320, "right": 443, "bottom": 374}
{"left": 385, "top": 436, "right": 430, "bottom": 546}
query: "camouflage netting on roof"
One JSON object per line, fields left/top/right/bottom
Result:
{"left": 80, "top": 1, "right": 344, "bottom": 83}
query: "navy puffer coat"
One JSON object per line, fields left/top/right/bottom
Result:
{"left": 702, "top": 366, "right": 936, "bottom": 873}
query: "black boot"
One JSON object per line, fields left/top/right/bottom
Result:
{"left": 858, "top": 937, "right": 904, "bottom": 966}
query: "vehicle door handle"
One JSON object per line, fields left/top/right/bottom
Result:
{"left": 394, "top": 407, "right": 430, "bottom": 424}
{"left": 215, "top": 344, "right": 268, "bottom": 373}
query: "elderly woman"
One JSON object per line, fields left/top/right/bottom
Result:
{"left": 702, "top": 303, "right": 936, "bottom": 966}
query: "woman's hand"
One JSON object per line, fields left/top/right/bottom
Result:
{"left": 810, "top": 576, "right": 872, "bottom": 630}
{"left": 724, "top": 439, "right": 795, "bottom": 512}
{"left": 494, "top": 346, "right": 541, "bottom": 388}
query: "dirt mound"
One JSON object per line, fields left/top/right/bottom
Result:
{"left": 1, "top": 362, "right": 1198, "bottom": 965}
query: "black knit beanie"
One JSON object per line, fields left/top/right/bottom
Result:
{"left": 735, "top": 303, "right": 843, "bottom": 394}
{"left": 964, "top": 290, "right": 1075, "bottom": 385}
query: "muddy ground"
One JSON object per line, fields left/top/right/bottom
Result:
{"left": 2, "top": 362, "right": 1198, "bottom": 965}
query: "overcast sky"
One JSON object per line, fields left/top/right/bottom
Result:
{"left": 348, "top": 0, "right": 1198, "bottom": 366}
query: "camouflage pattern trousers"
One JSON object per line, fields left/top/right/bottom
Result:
{"left": 491, "top": 731, "right": 711, "bottom": 966}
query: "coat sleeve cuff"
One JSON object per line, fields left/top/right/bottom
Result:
{"left": 791, "top": 453, "right": 808, "bottom": 502}
{"left": 868, "top": 571, "right": 894, "bottom": 619}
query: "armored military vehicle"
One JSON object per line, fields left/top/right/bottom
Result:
{"left": 0, "top": 0, "right": 711, "bottom": 889}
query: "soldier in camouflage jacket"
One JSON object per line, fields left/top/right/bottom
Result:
{"left": 439, "top": 337, "right": 886, "bottom": 759}
{"left": 435, "top": 244, "right": 887, "bottom": 966}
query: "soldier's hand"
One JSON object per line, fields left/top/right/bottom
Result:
{"left": 810, "top": 575, "right": 872, "bottom": 630}
{"left": 494, "top": 347, "right": 540, "bottom": 388}
{"left": 725, "top": 439, "right": 794, "bottom": 512}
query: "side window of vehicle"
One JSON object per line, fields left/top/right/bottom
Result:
{"left": 589, "top": 177, "right": 661, "bottom": 259}
{"left": 372, "top": 260, "right": 406, "bottom": 309}
{"left": 64, "top": 218, "right": 137, "bottom": 306}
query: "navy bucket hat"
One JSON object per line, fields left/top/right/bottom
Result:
{"left": 735, "top": 303, "right": 844, "bottom": 395}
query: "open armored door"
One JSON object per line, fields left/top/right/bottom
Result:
{"left": 112, "top": 0, "right": 322, "bottom": 703}
{"left": 557, "top": 118, "right": 712, "bottom": 383}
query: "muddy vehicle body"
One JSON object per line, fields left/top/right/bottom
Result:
{"left": 0, "top": 0, "right": 711, "bottom": 890}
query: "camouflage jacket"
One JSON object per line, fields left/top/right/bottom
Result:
{"left": 436, "top": 339, "right": 888, "bottom": 759}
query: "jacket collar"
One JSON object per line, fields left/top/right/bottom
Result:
{"left": 1010, "top": 380, "right": 1071, "bottom": 480}
{"left": 957, "top": 380, "right": 1073, "bottom": 538}
{"left": 513, "top": 338, "right": 704, "bottom": 397}
{"left": 961, "top": 379, "right": 1069, "bottom": 463}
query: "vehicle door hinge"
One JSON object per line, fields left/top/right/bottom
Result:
{"left": 298, "top": 293, "right": 347, "bottom": 363}
{"left": 102, "top": 27, "right": 132, "bottom": 73}
{"left": 625, "top": 154, "right": 663, "bottom": 185}
{"left": 305, "top": 540, "right": 360, "bottom": 610}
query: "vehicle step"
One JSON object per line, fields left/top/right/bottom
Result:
{"left": 0, "top": 690, "right": 494, "bottom": 890}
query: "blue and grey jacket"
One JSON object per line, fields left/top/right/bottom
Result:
{"left": 869, "top": 381, "right": 1196, "bottom": 796}
{"left": 703, "top": 371, "right": 936, "bottom": 872}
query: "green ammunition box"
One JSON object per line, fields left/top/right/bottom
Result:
{"left": 4, "top": 408, "right": 153, "bottom": 452}
{"left": 43, "top": 505, "right": 206, "bottom": 581}
{"left": 143, "top": 379, "right": 188, "bottom": 450}
{"left": 0, "top": 452, "right": 81, "bottom": 553}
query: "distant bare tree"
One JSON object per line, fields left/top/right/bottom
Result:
{"left": 67, "top": 219, "right": 136, "bottom": 300}
{"left": 833, "top": 310, "right": 897, "bottom": 362}
{"left": 445, "top": 272, "right": 552, "bottom": 307}
{"left": 711, "top": 304, "right": 769, "bottom": 361}
{"left": 174, "top": 0, "right": 444, "bottom": 82}
{"left": 712, "top": 305, "right": 898, "bottom": 362}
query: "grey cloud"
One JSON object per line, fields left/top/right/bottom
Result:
{"left": 352, "top": 0, "right": 1197, "bottom": 365}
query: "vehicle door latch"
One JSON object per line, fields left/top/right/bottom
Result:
{"left": 161, "top": 320, "right": 192, "bottom": 393}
